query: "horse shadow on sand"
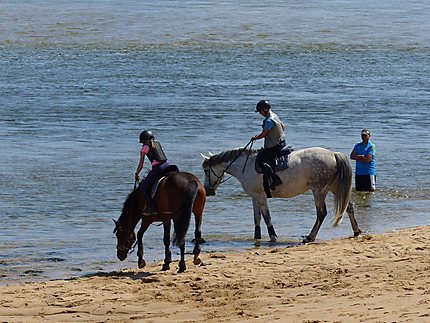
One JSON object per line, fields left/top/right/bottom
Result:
{"left": 77, "top": 270, "right": 160, "bottom": 283}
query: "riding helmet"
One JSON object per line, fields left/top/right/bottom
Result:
{"left": 139, "top": 130, "right": 155, "bottom": 143}
{"left": 255, "top": 100, "right": 272, "bottom": 112}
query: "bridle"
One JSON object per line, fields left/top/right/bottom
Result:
{"left": 206, "top": 164, "right": 230, "bottom": 190}
{"left": 206, "top": 140, "right": 253, "bottom": 191}
{"left": 114, "top": 180, "right": 140, "bottom": 254}
{"left": 114, "top": 222, "right": 138, "bottom": 255}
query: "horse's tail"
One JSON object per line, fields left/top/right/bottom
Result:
{"left": 172, "top": 180, "right": 199, "bottom": 246}
{"left": 332, "top": 152, "right": 353, "bottom": 226}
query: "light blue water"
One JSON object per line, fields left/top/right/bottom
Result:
{"left": 0, "top": 0, "right": 429, "bottom": 285}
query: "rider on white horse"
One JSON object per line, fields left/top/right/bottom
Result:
{"left": 251, "top": 100, "right": 286, "bottom": 191}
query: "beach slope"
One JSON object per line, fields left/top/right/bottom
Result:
{"left": 1, "top": 226, "right": 430, "bottom": 322}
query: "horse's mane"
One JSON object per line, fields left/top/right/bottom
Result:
{"left": 203, "top": 147, "right": 258, "bottom": 167}
{"left": 117, "top": 190, "right": 135, "bottom": 223}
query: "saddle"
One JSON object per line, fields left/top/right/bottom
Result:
{"left": 255, "top": 145, "right": 294, "bottom": 174}
{"left": 150, "top": 164, "right": 180, "bottom": 198}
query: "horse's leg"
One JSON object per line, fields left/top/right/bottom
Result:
{"left": 190, "top": 186, "right": 206, "bottom": 265}
{"left": 255, "top": 196, "right": 277, "bottom": 242}
{"left": 252, "top": 198, "right": 262, "bottom": 240}
{"left": 136, "top": 220, "right": 151, "bottom": 269}
{"left": 191, "top": 190, "right": 206, "bottom": 243}
{"left": 161, "top": 220, "right": 172, "bottom": 271}
{"left": 347, "top": 201, "right": 361, "bottom": 236}
{"left": 177, "top": 239, "right": 186, "bottom": 273}
{"left": 303, "top": 190, "right": 328, "bottom": 244}
{"left": 192, "top": 211, "right": 202, "bottom": 266}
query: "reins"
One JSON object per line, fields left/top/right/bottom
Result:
{"left": 242, "top": 140, "right": 254, "bottom": 173}
{"left": 129, "top": 241, "right": 137, "bottom": 254}
{"left": 127, "top": 179, "right": 139, "bottom": 255}
{"left": 208, "top": 140, "right": 253, "bottom": 189}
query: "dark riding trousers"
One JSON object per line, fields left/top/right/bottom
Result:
{"left": 256, "top": 140, "right": 286, "bottom": 168}
{"left": 139, "top": 161, "right": 170, "bottom": 195}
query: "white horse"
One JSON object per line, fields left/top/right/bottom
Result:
{"left": 201, "top": 147, "right": 361, "bottom": 243}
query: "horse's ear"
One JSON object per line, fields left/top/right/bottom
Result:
{"left": 112, "top": 219, "right": 119, "bottom": 234}
{"left": 208, "top": 151, "right": 213, "bottom": 156}
{"left": 201, "top": 153, "right": 210, "bottom": 160}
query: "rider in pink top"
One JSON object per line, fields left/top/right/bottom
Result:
{"left": 135, "top": 130, "right": 170, "bottom": 213}
{"left": 137, "top": 144, "right": 163, "bottom": 169}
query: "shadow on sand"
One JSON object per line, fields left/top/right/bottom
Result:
{"left": 76, "top": 270, "right": 160, "bottom": 283}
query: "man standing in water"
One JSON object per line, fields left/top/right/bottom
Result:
{"left": 251, "top": 100, "right": 286, "bottom": 190}
{"left": 350, "top": 129, "right": 376, "bottom": 192}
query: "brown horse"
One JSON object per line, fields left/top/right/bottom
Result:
{"left": 113, "top": 171, "right": 206, "bottom": 273}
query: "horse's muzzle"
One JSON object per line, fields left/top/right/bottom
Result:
{"left": 205, "top": 188, "right": 216, "bottom": 196}
{"left": 117, "top": 249, "right": 128, "bottom": 261}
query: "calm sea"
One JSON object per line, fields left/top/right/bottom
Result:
{"left": 1, "top": 0, "right": 429, "bottom": 285}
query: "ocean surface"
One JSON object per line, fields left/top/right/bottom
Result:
{"left": 1, "top": 0, "right": 429, "bottom": 285}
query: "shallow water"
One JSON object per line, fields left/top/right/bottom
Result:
{"left": 0, "top": 0, "right": 429, "bottom": 285}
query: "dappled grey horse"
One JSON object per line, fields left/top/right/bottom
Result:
{"left": 202, "top": 147, "right": 361, "bottom": 243}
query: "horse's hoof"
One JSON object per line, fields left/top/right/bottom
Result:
{"left": 254, "top": 226, "right": 262, "bottom": 240}
{"left": 354, "top": 230, "right": 362, "bottom": 237}
{"left": 161, "top": 264, "right": 170, "bottom": 271}
{"left": 138, "top": 259, "right": 146, "bottom": 269}
{"left": 302, "top": 236, "right": 313, "bottom": 244}
{"left": 268, "top": 226, "right": 277, "bottom": 240}
{"left": 177, "top": 265, "right": 186, "bottom": 273}
{"left": 193, "top": 257, "right": 202, "bottom": 265}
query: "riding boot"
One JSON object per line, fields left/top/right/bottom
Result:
{"left": 263, "top": 175, "right": 272, "bottom": 198}
{"left": 262, "top": 163, "right": 282, "bottom": 190}
{"left": 143, "top": 193, "right": 157, "bottom": 215}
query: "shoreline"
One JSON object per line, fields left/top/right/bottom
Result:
{"left": 1, "top": 226, "right": 430, "bottom": 322}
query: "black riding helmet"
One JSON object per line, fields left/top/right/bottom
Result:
{"left": 139, "top": 130, "right": 155, "bottom": 143}
{"left": 255, "top": 100, "right": 272, "bottom": 112}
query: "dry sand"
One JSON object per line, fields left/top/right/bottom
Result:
{"left": 2, "top": 226, "right": 430, "bottom": 322}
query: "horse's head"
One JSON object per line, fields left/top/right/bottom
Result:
{"left": 201, "top": 152, "right": 225, "bottom": 196}
{"left": 113, "top": 190, "right": 141, "bottom": 260}
{"left": 113, "top": 218, "right": 136, "bottom": 261}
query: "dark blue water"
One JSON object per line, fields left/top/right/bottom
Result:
{"left": 0, "top": 0, "right": 429, "bottom": 285}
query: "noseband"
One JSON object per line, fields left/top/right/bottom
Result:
{"left": 114, "top": 224, "right": 137, "bottom": 254}
{"left": 207, "top": 164, "right": 229, "bottom": 190}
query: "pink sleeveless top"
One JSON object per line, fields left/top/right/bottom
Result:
{"left": 140, "top": 145, "right": 163, "bottom": 166}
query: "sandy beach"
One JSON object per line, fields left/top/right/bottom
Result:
{"left": 1, "top": 226, "right": 430, "bottom": 322}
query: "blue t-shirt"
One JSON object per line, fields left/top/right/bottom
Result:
{"left": 353, "top": 141, "right": 376, "bottom": 175}
{"left": 263, "top": 115, "right": 275, "bottom": 130}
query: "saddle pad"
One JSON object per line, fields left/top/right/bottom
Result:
{"left": 151, "top": 176, "right": 166, "bottom": 199}
{"left": 255, "top": 154, "right": 291, "bottom": 173}
{"left": 149, "top": 165, "right": 180, "bottom": 199}
{"left": 255, "top": 145, "right": 294, "bottom": 174}
{"left": 272, "top": 154, "right": 291, "bottom": 172}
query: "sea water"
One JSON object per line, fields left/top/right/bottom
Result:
{"left": 0, "top": 0, "right": 429, "bottom": 284}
